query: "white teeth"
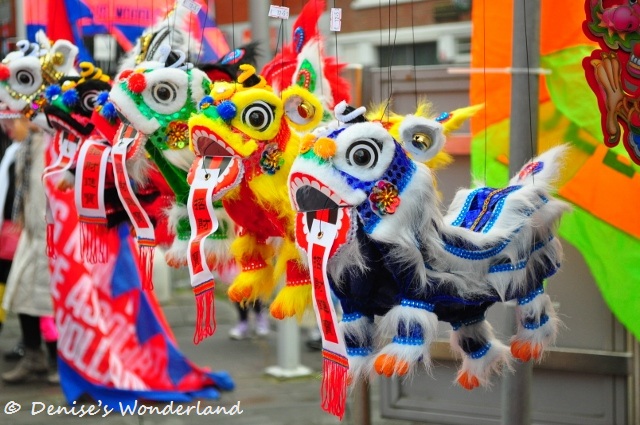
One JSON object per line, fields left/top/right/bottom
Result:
{"left": 302, "top": 177, "right": 311, "bottom": 187}
{"left": 311, "top": 180, "right": 321, "bottom": 191}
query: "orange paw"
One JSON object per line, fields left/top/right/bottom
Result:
{"left": 227, "top": 285, "right": 253, "bottom": 303}
{"left": 457, "top": 371, "right": 480, "bottom": 390}
{"left": 510, "top": 340, "right": 542, "bottom": 362}
{"left": 374, "top": 354, "right": 410, "bottom": 377}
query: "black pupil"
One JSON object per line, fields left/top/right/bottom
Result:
{"left": 249, "top": 110, "right": 264, "bottom": 127}
{"left": 353, "top": 148, "right": 371, "bottom": 166}
{"left": 156, "top": 86, "right": 171, "bottom": 100}
{"left": 18, "top": 73, "right": 31, "bottom": 84}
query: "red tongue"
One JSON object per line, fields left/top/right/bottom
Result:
{"left": 316, "top": 210, "right": 330, "bottom": 222}
{"left": 203, "top": 156, "right": 244, "bottom": 198}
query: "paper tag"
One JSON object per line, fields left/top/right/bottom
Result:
{"left": 181, "top": 0, "right": 202, "bottom": 14}
{"left": 330, "top": 8, "right": 342, "bottom": 31}
{"left": 187, "top": 159, "right": 221, "bottom": 288}
{"left": 307, "top": 219, "right": 347, "bottom": 354}
{"left": 269, "top": 5, "right": 290, "bottom": 19}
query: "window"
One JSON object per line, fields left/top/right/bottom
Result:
{"left": 378, "top": 42, "right": 439, "bottom": 67}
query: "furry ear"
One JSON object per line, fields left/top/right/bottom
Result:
{"left": 281, "top": 84, "right": 324, "bottom": 132}
{"left": 398, "top": 115, "right": 445, "bottom": 162}
{"left": 50, "top": 40, "right": 79, "bottom": 75}
{"left": 35, "top": 30, "right": 52, "bottom": 50}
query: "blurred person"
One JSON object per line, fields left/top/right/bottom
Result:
{"left": 0, "top": 113, "right": 58, "bottom": 384}
{"left": 229, "top": 301, "right": 270, "bottom": 340}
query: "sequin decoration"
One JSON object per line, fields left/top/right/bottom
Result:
{"left": 166, "top": 121, "right": 189, "bottom": 149}
{"left": 294, "top": 27, "right": 305, "bottom": 53}
{"left": 296, "top": 59, "right": 316, "bottom": 92}
{"left": 435, "top": 111, "right": 451, "bottom": 123}
{"left": 369, "top": 180, "right": 401, "bottom": 215}
{"left": 518, "top": 161, "right": 543, "bottom": 181}
{"left": 260, "top": 143, "right": 284, "bottom": 175}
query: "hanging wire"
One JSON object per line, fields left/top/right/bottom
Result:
{"left": 410, "top": 0, "right": 418, "bottom": 110}
{"left": 522, "top": 0, "right": 536, "bottom": 176}
{"left": 333, "top": 0, "right": 340, "bottom": 105}
{"left": 483, "top": 0, "right": 488, "bottom": 183}
{"left": 381, "top": 0, "right": 399, "bottom": 121}
{"left": 314, "top": 0, "right": 325, "bottom": 102}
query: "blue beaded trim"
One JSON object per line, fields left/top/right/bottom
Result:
{"left": 517, "top": 286, "right": 544, "bottom": 305}
{"left": 451, "top": 315, "right": 485, "bottom": 331}
{"left": 400, "top": 299, "right": 435, "bottom": 312}
{"left": 392, "top": 336, "right": 424, "bottom": 346}
{"left": 346, "top": 346, "right": 373, "bottom": 357}
{"left": 342, "top": 312, "right": 364, "bottom": 323}
{"left": 488, "top": 237, "right": 554, "bottom": 274}
{"left": 523, "top": 314, "right": 549, "bottom": 330}
{"left": 451, "top": 188, "right": 483, "bottom": 226}
{"left": 470, "top": 343, "right": 491, "bottom": 359}
{"left": 444, "top": 239, "right": 510, "bottom": 260}
{"left": 482, "top": 196, "right": 507, "bottom": 233}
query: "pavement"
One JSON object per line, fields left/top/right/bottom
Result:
{"left": 0, "top": 278, "right": 414, "bottom": 425}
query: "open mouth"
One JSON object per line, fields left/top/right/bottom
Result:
{"left": 290, "top": 172, "right": 354, "bottom": 257}
{"left": 191, "top": 125, "right": 238, "bottom": 157}
{"left": 45, "top": 107, "right": 93, "bottom": 137}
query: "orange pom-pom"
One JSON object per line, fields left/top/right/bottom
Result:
{"left": 313, "top": 137, "right": 337, "bottom": 159}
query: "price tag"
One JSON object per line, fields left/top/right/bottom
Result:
{"left": 330, "top": 8, "right": 342, "bottom": 31}
{"left": 181, "top": 0, "right": 202, "bottom": 14}
{"left": 269, "top": 5, "right": 290, "bottom": 19}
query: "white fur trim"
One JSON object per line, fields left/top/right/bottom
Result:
{"left": 109, "top": 84, "right": 160, "bottom": 135}
{"left": 165, "top": 203, "right": 188, "bottom": 231}
{"left": 376, "top": 342, "right": 430, "bottom": 376}
{"left": 162, "top": 147, "right": 195, "bottom": 172}
{"left": 347, "top": 353, "right": 375, "bottom": 383}
{"left": 165, "top": 238, "right": 188, "bottom": 267}
{"left": 512, "top": 292, "right": 559, "bottom": 353}
{"left": 453, "top": 338, "right": 511, "bottom": 388}
{"left": 339, "top": 314, "right": 374, "bottom": 347}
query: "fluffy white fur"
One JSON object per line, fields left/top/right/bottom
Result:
{"left": 376, "top": 304, "right": 439, "bottom": 373}
{"left": 346, "top": 352, "right": 375, "bottom": 383}
{"left": 450, "top": 329, "right": 512, "bottom": 388}
{"left": 109, "top": 84, "right": 161, "bottom": 135}
{"left": 163, "top": 147, "right": 196, "bottom": 172}
{"left": 512, "top": 292, "right": 559, "bottom": 355}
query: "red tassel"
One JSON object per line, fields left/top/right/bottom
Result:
{"left": 46, "top": 223, "right": 56, "bottom": 258}
{"left": 193, "top": 283, "right": 216, "bottom": 344}
{"left": 138, "top": 245, "right": 155, "bottom": 291}
{"left": 321, "top": 350, "right": 349, "bottom": 420}
{"left": 80, "top": 222, "right": 108, "bottom": 264}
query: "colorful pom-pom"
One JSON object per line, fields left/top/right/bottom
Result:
{"left": 45, "top": 85, "right": 62, "bottom": 102}
{"left": 217, "top": 100, "right": 237, "bottom": 121}
{"left": 0, "top": 65, "right": 10, "bottom": 81}
{"left": 100, "top": 102, "right": 118, "bottom": 121}
{"left": 127, "top": 72, "right": 146, "bottom": 93}
{"left": 199, "top": 95, "right": 214, "bottom": 111}
{"left": 118, "top": 69, "right": 133, "bottom": 81}
{"left": 62, "top": 89, "right": 79, "bottom": 108}
{"left": 95, "top": 91, "right": 110, "bottom": 106}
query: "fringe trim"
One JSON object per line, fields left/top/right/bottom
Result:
{"left": 193, "top": 283, "right": 216, "bottom": 344}
{"left": 321, "top": 350, "right": 349, "bottom": 420}
{"left": 80, "top": 221, "right": 108, "bottom": 264}
{"left": 46, "top": 223, "right": 56, "bottom": 258}
{"left": 138, "top": 245, "right": 155, "bottom": 291}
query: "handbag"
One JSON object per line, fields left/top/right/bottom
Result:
{"left": 0, "top": 220, "right": 21, "bottom": 260}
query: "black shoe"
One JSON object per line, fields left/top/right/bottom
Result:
{"left": 4, "top": 341, "right": 25, "bottom": 362}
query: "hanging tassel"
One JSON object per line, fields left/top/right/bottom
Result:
{"left": 46, "top": 223, "right": 56, "bottom": 258}
{"left": 138, "top": 244, "right": 155, "bottom": 291}
{"left": 80, "top": 221, "right": 108, "bottom": 263}
{"left": 193, "top": 281, "right": 216, "bottom": 344}
{"left": 321, "top": 349, "right": 349, "bottom": 420}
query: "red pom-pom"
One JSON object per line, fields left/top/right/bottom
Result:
{"left": 117, "top": 69, "right": 133, "bottom": 81}
{"left": 127, "top": 72, "right": 147, "bottom": 93}
{"left": 0, "top": 65, "right": 10, "bottom": 81}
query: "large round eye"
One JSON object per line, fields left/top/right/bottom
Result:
{"left": 80, "top": 90, "right": 100, "bottom": 113}
{"left": 16, "top": 70, "right": 34, "bottom": 86}
{"left": 151, "top": 82, "right": 177, "bottom": 104}
{"left": 241, "top": 101, "right": 274, "bottom": 132}
{"left": 346, "top": 139, "right": 380, "bottom": 168}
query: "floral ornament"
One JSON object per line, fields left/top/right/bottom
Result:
{"left": 260, "top": 143, "right": 285, "bottom": 175}
{"left": 369, "top": 180, "right": 401, "bottom": 215}
{"left": 166, "top": 121, "right": 189, "bottom": 149}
